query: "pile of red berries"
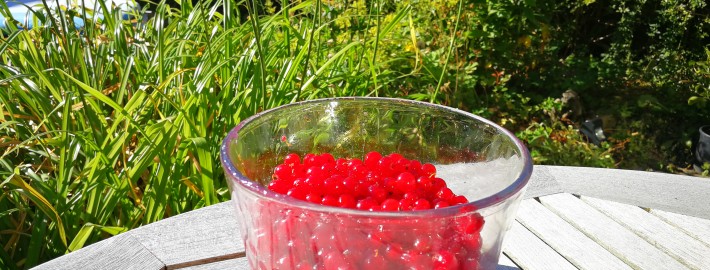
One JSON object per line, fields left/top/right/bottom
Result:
{"left": 268, "top": 152, "right": 470, "bottom": 211}
{"left": 246, "top": 152, "right": 485, "bottom": 270}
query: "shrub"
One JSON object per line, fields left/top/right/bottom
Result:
{"left": 1, "top": 0, "right": 708, "bottom": 268}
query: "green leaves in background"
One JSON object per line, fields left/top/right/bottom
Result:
{"left": 1, "top": 0, "right": 708, "bottom": 268}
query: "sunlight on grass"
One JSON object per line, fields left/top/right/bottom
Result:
{"left": 0, "top": 0, "right": 423, "bottom": 267}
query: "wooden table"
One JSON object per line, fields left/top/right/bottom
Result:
{"left": 33, "top": 165, "right": 710, "bottom": 270}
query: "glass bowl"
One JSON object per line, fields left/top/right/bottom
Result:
{"left": 221, "top": 97, "right": 532, "bottom": 270}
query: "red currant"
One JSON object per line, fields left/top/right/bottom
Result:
{"left": 267, "top": 151, "right": 483, "bottom": 270}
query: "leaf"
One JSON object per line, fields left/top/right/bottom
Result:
{"left": 313, "top": 132, "right": 330, "bottom": 147}
{"left": 68, "top": 223, "right": 95, "bottom": 252}
{"left": 96, "top": 225, "right": 128, "bottom": 236}
{"left": 407, "top": 93, "right": 430, "bottom": 101}
{"left": 25, "top": 211, "right": 47, "bottom": 268}
{"left": 0, "top": 242, "right": 18, "bottom": 270}
{"left": 54, "top": 69, "right": 125, "bottom": 115}
{"left": 7, "top": 175, "right": 67, "bottom": 247}
{"left": 688, "top": 96, "right": 707, "bottom": 107}
{"left": 189, "top": 137, "right": 216, "bottom": 205}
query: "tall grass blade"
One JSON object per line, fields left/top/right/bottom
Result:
{"left": 7, "top": 175, "right": 67, "bottom": 247}
{"left": 67, "top": 224, "right": 94, "bottom": 252}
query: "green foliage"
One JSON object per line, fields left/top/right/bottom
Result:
{"left": 0, "top": 0, "right": 415, "bottom": 267}
{"left": 518, "top": 123, "right": 616, "bottom": 167}
{"left": 1, "top": 0, "right": 709, "bottom": 268}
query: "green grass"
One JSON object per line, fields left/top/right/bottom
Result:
{"left": 2, "top": 0, "right": 708, "bottom": 268}
{"left": 0, "top": 0, "right": 430, "bottom": 267}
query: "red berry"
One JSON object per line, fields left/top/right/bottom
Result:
{"left": 287, "top": 187, "right": 307, "bottom": 200}
{"left": 306, "top": 166, "right": 324, "bottom": 178}
{"left": 434, "top": 200, "right": 451, "bottom": 209}
{"left": 392, "top": 157, "right": 410, "bottom": 173}
{"left": 364, "top": 151, "right": 382, "bottom": 169}
{"left": 335, "top": 158, "right": 349, "bottom": 173}
{"left": 382, "top": 177, "right": 397, "bottom": 193}
{"left": 338, "top": 194, "right": 357, "bottom": 208}
{"left": 362, "top": 253, "right": 387, "bottom": 268}
{"left": 368, "top": 185, "right": 387, "bottom": 202}
{"left": 306, "top": 192, "right": 322, "bottom": 203}
{"left": 416, "top": 176, "right": 433, "bottom": 192}
{"left": 322, "top": 195, "right": 339, "bottom": 206}
{"left": 268, "top": 179, "right": 291, "bottom": 194}
{"left": 380, "top": 198, "right": 399, "bottom": 211}
{"left": 353, "top": 181, "right": 369, "bottom": 198}
{"left": 433, "top": 250, "right": 459, "bottom": 270}
{"left": 377, "top": 156, "right": 394, "bottom": 174}
{"left": 436, "top": 187, "right": 454, "bottom": 201}
{"left": 341, "top": 176, "right": 358, "bottom": 193}
{"left": 294, "top": 263, "right": 312, "bottom": 270}
{"left": 303, "top": 153, "right": 317, "bottom": 166}
{"left": 321, "top": 162, "right": 336, "bottom": 174}
{"left": 284, "top": 153, "right": 301, "bottom": 166}
{"left": 387, "top": 153, "right": 404, "bottom": 161}
{"left": 273, "top": 164, "right": 292, "bottom": 180}
{"left": 412, "top": 236, "right": 433, "bottom": 252}
{"left": 356, "top": 197, "right": 379, "bottom": 211}
{"left": 384, "top": 243, "right": 404, "bottom": 261}
{"left": 409, "top": 160, "right": 422, "bottom": 175}
{"left": 303, "top": 175, "right": 323, "bottom": 189}
{"left": 399, "top": 197, "right": 415, "bottom": 211}
{"left": 432, "top": 177, "right": 446, "bottom": 191}
{"left": 324, "top": 175, "right": 345, "bottom": 196}
{"left": 348, "top": 163, "right": 367, "bottom": 178}
{"left": 412, "top": 199, "right": 432, "bottom": 210}
{"left": 323, "top": 251, "right": 352, "bottom": 270}
{"left": 421, "top": 163, "right": 436, "bottom": 177}
{"left": 347, "top": 158, "right": 363, "bottom": 167}
{"left": 364, "top": 171, "right": 381, "bottom": 183}
{"left": 451, "top": 195, "right": 469, "bottom": 205}
{"left": 402, "top": 192, "right": 419, "bottom": 202}
{"left": 320, "top": 153, "right": 336, "bottom": 165}
{"left": 395, "top": 172, "right": 417, "bottom": 193}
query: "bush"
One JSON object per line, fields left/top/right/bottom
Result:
{"left": 1, "top": 0, "right": 708, "bottom": 268}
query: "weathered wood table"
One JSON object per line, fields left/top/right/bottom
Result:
{"left": 34, "top": 165, "right": 710, "bottom": 270}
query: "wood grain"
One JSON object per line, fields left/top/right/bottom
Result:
{"left": 502, "top": 221, "right": 578, "bottom": 270}
{"left": 129, "top": 201, "right": 244, "bottom": 269}
{"left": 535, "top": 166, "right": 710, "bottom": 220}
{"left": 583, "top": 196, "right": 710, "bottom": 270}
{"left": 524, "top": 164, "right": 565, "bottom": 199}
{"left": 651, "top": 209, "right": 710, "bottom": 247}
{"left": 516, "top": 199, "right": 632, "bottom": 270}
{"left": 179, "top": 257, "right": 249, "bottom": 270}
{"left": 497, "top": 254, "right": 521, "bottom": 270}
{"left": 31, "top": 234, "right": 165, "bottom": 270}
{"left": 540, "top": 193, "right": 688, "bottom": 270}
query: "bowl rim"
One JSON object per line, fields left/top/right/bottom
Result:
{"left": 220, "top": 97, "right": 533, "bottom": 217}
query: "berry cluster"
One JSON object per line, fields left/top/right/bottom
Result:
{"left": 246, "top": 152, "right": 485, "bottom": 270}
{"left": 268, "top": 152, "right": 470, "bottom": 211}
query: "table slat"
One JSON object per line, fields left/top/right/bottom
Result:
{"left": 129, "top": 202, "right": 244, "bottom": 269}
{"left": 497, "top": 254, "right": 521, "bottom": 270}
{"left": 31, "top": 234, "right": 164, "bottom": 270}
{"left": 516, "top": 199, "right": 632, "bottom": 270}
{"left": 537, "top": 166, "right": 710, "bottom": 219}
{"left": 582, "top": 196, "right": 710, "bottom": 270}
{"left": 651, "top": 209, "right": 710, "bottom": 247}
{"left": 179, "top": 257, "right": 249, "bottom": 270}
{"left": 540, "top": 194, "right": 688, "bottom": 270}
{"left": 502, "top": 221, "right": 578, "bottom": 270}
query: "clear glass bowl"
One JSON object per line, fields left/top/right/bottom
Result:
{"left": 221, "top": 97, "right": 532, "bottom": 270}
